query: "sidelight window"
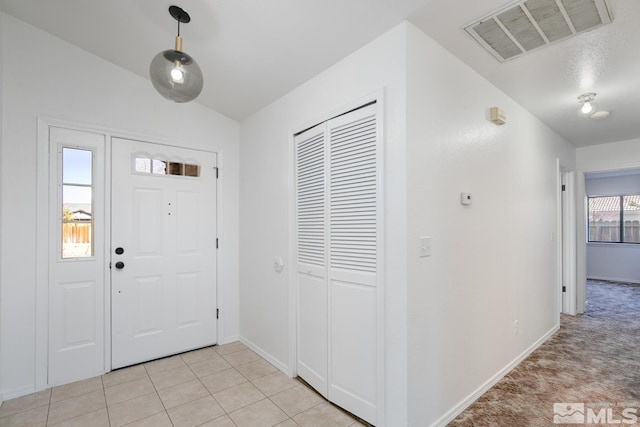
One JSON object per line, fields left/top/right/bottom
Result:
{"left": 61, "top": 147, "right": 94, "bottom": 258}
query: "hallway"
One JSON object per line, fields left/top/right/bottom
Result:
{"left": 450, "top": 280, "right": 640, "bottom": 426}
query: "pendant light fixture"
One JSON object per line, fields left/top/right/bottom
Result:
{"left": 576, "top": 92, "right": 610, "bottom": 119}
{"left": 150, "top": 5, "right": 203, "bottom": 103}
{"left": 577, "top": 93, "right": 597, "bottom": 117}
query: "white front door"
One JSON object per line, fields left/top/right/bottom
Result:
{"left": 111, "top": 138, "right": 218, "bottom": 369}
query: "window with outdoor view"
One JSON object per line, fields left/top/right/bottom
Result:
{"left": 588, "top": 195, "right": 640, "bottom": 243}
{"left": 62, "top": 147, "right": 94, "bottom": 258}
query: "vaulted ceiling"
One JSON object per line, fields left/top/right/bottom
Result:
{"left": 1, "top": 0, "right": 638, "bottom": 147}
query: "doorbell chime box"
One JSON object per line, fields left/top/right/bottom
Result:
{"left": 490, "top": 107, "right": 506, "bottom": 125}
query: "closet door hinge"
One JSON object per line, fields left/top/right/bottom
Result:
{"left": 216, "top": 308, "right": 219, "bottom": 319}
{"left": 214, "top": 167, "right": 219, "bottom": 179}
{"left": 216, "top": 238, "right": 219, "bottom": 249}
{"left": 562, "top": 184, "right": 566, "bottom": 191}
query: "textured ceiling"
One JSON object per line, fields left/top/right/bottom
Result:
{"left": 409, "top": 0, "right": 640, "bottom": 147}
{"left": 1, "top": 0, "right": 638, "bottom": 147}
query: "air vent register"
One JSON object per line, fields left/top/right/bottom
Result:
{"left": 464, "top": 0, "right": 612, "bottom": 62}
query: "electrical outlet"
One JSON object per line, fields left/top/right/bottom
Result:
{"left": 461, "top": 192, "right": 472, "bottom": 205}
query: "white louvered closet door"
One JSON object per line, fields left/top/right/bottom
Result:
{"left": 296, "top": 123, "right": 329, "bottom": 397}
{"left": 327, "top": 104, "right": 379, "bottom": 424}
{"left": 296, "top": 103, "right": 380, "bottom": 426}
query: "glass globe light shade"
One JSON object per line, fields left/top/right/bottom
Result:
{"left": 578, "top": 101, "right": 597, "bottom": 117}
{"left": 577, "top": 92, "right": 597, "bottom": 117}
{"left": 150, "top": 49, "right": 203, "bottom": 103}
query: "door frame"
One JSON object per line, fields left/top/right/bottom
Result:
{"left": 575, "top": 163, "right": 640, "bottom": 314}
{"left": 556, "top": 160, "right": 577, "bottom": 315}
{"left": 36, "top": 117, "right": 224, "bottom": 390}
{"left": 288, "top": 90, "right": 385, "bottom": 425}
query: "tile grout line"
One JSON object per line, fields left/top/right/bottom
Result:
{"left": 142, "top": 361, "right": 175, "bottom": 427}
{"left": 215, "top": 353, "right": 271, "bottom": 417}
{"left": 46, "top": 384, "right": 106, "bottom": 426}
{"left": 45, "top": 387, "right": 52, "bottom": 426}
{"left": 179, "top": 350, "right": 236, "bottom": 426}
{"left": 100, "top": 375, "right": 111, "bottom": 427}
{"left": 207, "top": 345, "right": 274, "bottom": 425}
{"left": 185, "top": 346, "right": 298, "bottom": 425}
{"left": 102, "top": 368, "right": 149, "bottom": 391}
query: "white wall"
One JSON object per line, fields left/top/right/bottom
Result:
{"left": 583, "top": 160, "right": 640, "bottom": 284}
{"left": 586, "top": 174, "right": 640, "bottom": 195}
{"left": 586, "top": 243, "right": 640, "bottom": 283}
{"left": 239, "top": 21, "right": 581, "bottom": 426}
{"left": 239, "top": 24, "right": 408, "bottom": 425}
{"left": 0, "top": 13, "right": 240, "bottom": 398}
{"left": 577, "top": 138, "right": 640, "bottom": 172}
{"left": 405, "top": 23, "right": 575, "bottom": 426}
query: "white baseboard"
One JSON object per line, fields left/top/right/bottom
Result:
{"left": 431, "top": 324, "right": 560, "bottom": 427}
{"left": 0, "top": 385, "right": 37, "bottom": 401}
{"left": 239, "top": 336, "right": 289, "bottom": 375}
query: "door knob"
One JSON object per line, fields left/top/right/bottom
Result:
{"left": 115, "top": 247, "right": 124, "bottom": 255}
{"left": 115, "top": 261, "right": 125, "bottom": 269}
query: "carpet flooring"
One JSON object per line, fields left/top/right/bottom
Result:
{"left": 449, "top": 280, "right": 640, "bottom": 426}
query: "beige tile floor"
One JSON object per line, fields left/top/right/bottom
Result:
{"left": 0, "top": 342, "right": 366, "bottom": 427}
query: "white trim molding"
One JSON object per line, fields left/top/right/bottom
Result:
{"left": 431, "top": 325, "right": 560, "bottom": 427}
{"left": 35, "top": 117, "right": 225, "bottom": 392}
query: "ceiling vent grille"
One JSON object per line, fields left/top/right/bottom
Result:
{"left": 464, "top": 0, "right": 612, "bottom": 62}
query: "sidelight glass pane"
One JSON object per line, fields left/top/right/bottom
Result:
{"left": 61, "top": 148, "right": 94, "bottom": 258}
{"left": 623, "top": 195, "right": 640, "bottom": 243}
{"left": 588, "top": 196, "right": 620, "bottom": 242}
{"left": 62, "top": 148, "right": 92, "bottom": 184}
